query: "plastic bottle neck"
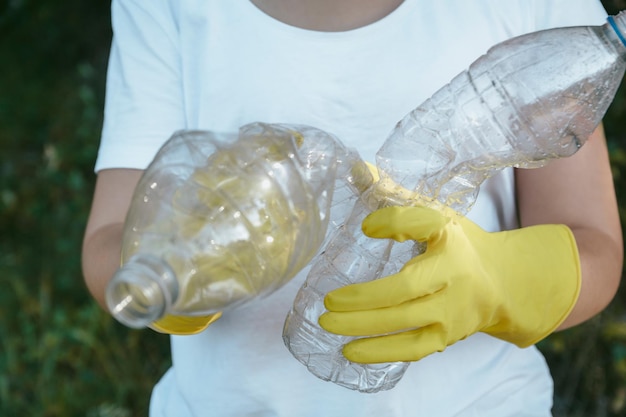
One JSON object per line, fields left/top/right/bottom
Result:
{"left": 106, "top": 254, "right": 179, "bottom": 329}
{"left": 606, "top": 11, "right": 626, "bottom": 50}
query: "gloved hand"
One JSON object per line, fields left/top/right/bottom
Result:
{"left": 319, "top": 205, "right": 581, "bottom": 363}
{"left": 150, "top": 312, "right": 222, "bottom": 335}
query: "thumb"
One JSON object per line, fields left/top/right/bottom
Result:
{"left": 362, "top": 206, "right": 449, "bottom": 242}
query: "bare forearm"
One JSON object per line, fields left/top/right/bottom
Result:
{"left": 557, "top": 226, "right": 623, "bottom": 329}
{"left": 82, "top": 223, "right": 125, "bottom": 309}
{"left": 82, "top": 169, "right": 142, "bottom": 309}
{"left": 516, "top": 125, "right": 623, "bottom": 331}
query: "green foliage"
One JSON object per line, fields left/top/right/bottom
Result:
{"left": 0, "top": 1, "right": 625, "bottom": 416}
{"left": 0, "top": 1, "right": 170, "bottom": 416}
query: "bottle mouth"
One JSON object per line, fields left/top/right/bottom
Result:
{"left": 106, "top": 277, "right": 164, "bottom": 328}
{"left": 106, "top": 255, "right": 176, "bottom": 329}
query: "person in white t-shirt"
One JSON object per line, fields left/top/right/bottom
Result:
{"left": 82, "top": 1, "right": 623, "bottom": 416}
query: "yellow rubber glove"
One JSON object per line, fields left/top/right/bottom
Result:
{"left": 319, "top": 205, "right": 581, "bottom": 363}
{"left": 150, "top": 312, "right": 222, "bottom": 335}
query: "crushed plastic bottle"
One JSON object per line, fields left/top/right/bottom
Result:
{"left": 283, "top": 11, "right": 626, "bottom": 392}
{"left": 106, "top": 122, "right": 353, "bottom": 334}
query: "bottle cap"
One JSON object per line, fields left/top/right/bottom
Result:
{"left": 149, "top": 312, "right": 223, "bottom": 335}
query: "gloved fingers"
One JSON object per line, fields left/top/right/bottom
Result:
{"left": 319, "top": 294, "right": 443, "bottom": 337}
{"left": 150, "top": 312, "right": 222, "bottom": 335}
{"left": 341, "top": 324, "right": 448, "bottom": 363}
{"left": 362, "top": 206, "right": 449, "bottom": 242}
{"left": 323, "top": 254, "right": 448, "bottom": 312}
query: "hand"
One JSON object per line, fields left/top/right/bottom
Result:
{"left": 150, "top": 312, "right": 222, "bottom": 335}
{"left": 319, "top": 206, "right": 581, "bottom": 363}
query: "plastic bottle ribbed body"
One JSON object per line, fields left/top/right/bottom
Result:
{"left": 106, "top": 123, "right": 344, "bottom": 331}
{"left": 284, "top": 13, "right": 626, "bottom": 393}
{"left": 283, "top": 193, "right": 415, "bottom": 393}
{"left": 377, "top": 17, "right": 626, "bottom": 214}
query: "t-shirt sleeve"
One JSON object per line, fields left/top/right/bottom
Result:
{"left": 95, "top": 0, "right": 184, "bottom": 172}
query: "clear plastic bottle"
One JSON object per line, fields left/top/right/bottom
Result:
{"left": 282, "top": 178, "right": 418, "bottom": 393}
{"left": 283, "top": 12, "right": 626, "bottom": 392}
{"left": 106, "top": 122, "right": 349, "bottom": 334}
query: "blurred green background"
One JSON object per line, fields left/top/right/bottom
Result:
{"left": 1, "top": 1, "right": 625, "bottom": 416}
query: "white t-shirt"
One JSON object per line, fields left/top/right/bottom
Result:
{"left": 96, "top": 1, "right": 608, "bottom": 416}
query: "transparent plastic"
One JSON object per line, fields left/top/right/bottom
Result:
{"left": 283, "top": 12, "right": 626, "bottom": 392}
{"left": 106, "top": 122, "right": 353, "bottom": 332}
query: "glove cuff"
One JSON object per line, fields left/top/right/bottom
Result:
{"left": 487, "top": 224, "right": 581, "bottom": 347}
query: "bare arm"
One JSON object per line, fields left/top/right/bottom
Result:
{"left": 516, "top": 124, "right": 623, "bottom": 329}
{"left": 82, "top": 169, "right": 143, "bottom": 309}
